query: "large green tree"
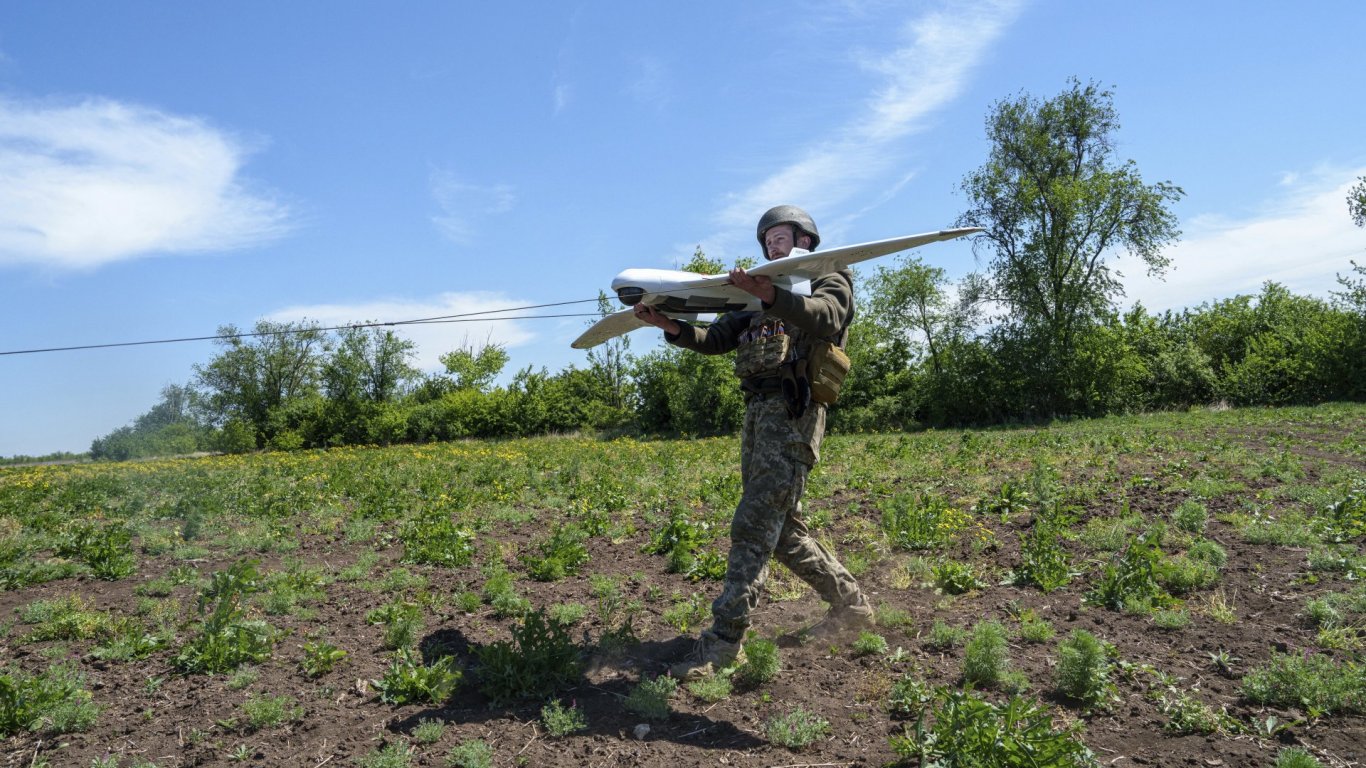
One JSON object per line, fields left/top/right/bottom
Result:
{"left": 957, "top": 78, "right": 1184, "bottom": 414}
{"left": 1349, "top": 175, "right": 1366, "bottom": 228}
{"left": 193, "top": 320, "right": 326, "bottom": 447}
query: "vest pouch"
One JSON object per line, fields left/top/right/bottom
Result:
{"left": 734, "top": 333, "right": 792, "bottom": 379}
{"left": 807, "top": 339, "right": 851, "bottom": 404}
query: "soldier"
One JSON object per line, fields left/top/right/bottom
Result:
{"left": 634, "top": 205, "right": 874, "bottom": 680}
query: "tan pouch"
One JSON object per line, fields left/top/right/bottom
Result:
{"left": 734, "top": 333, "right": 792, "bottom": 379}
{"left": 807, "top": 339, "right": 851, "bottom": 404}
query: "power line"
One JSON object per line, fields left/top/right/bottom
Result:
{"left": 0, "top": 299, "right": 609, "bottom": 357}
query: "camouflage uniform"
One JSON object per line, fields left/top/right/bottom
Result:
{"left": 666, "top": 268, "right": 867, "bottom": 642}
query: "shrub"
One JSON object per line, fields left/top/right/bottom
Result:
{"left": 890, "top": 687, "right": 1094, "bottom": 767}
{"left": 962, "top": 620, "right": 1010, "bottom": 687}
{"left": 400, "top": 510, "right": 476, "bottom": 567}
{"left": 475, "top": 609, "right": 581, "bottom": 705}
{"left": 373, "top": 648, "right": 463, "bottom": 706}
{"left": 766, "top": 707, "right": 830, "bottom": 750}
{"left": 522, "top": 523, "right": 590, "bottom": 581}
{"left": 174, "top": 593, "right": 274, "bottom": 674}
{"left": 624, "top": 675, "right": 677, "bottom": 721}
{"left": 540, "top": 699, "right": 588, "bottom": 737}
{"left": 881, "top": 492, "right": 968, "bottom": 550}
{"left": 1012, "top": 520, "right": 1072, "bottom": 592}
{"left": 446, "top": 739, "right": 494, "bottom": 768}
{"left": 1055, "top": 630, "right": 1114, "bottom": 709}
{"left": 734, "top": 638, "right": 781, "bottom": 687}
{"left": 1241, "top": 652, "right": 1366, "bottom": 716}
{"left": 300, "top": 640, "right": 348, "bottom": 677}
{"left": 0, "top": 663, "right": 100, "bottom": 737}
{"left": 1171, "top": 499, "right": 1208, "bottom": 534}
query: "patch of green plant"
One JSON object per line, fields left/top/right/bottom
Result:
{"left": 522, "top": 523, "right": 590, "bottom": 581}
{"left": 1157, "top": 686, "right": 1237, "bottom": 734}
{"left": 0, "top": 663, "right": 100, "bottom": 737}
{"left": 642, "top": 509, "right": 724, "bottom": 580}
{"left": 924, "top": 619, "right": 966, "bottom": 650}
{"left": 852, "top": 630, "right": 889, "bottom": 657}
{"left": 881, "top": 492, "right": 969, "bottom": 551}
{"left": 411, "top": 716, "right": 445, "bottom": 744}
{"left": 174, "top": 590, "right": 275, "bottom": 675}
{"left": 1186, "top": 538, "right": 1227, "bottom": 569}
{"left": 1078, "top": 511, "right": 1142, "bottom": 553}
{"left": 734, "top": 637, "right": 781, "bottom": 687}
{"left": 445, "top": 739, "right": 493, "bottom": 768}
{"left": 53, "top": 521, "right": 137, "bottom": 580}
{"left": 962, "top": 620, "right": 1010, "bottom": 687}
{"left": 196, "top": 559, "right": 263, "bottom": 609}
{"left": 1241, "top": 651, "right": 1366, "bottom": 716}
{"left": 1171, "top": 499, "right": 1208, "bottom": 534}
{"left": 1237, "top": 509, "right": 1318, "bottom": 547}
{"left": 890, "top": 686, "right": 1094, "bottom": 767}
{"left": 20, "top": 594, "right": 117, "bottom": 642}
{"left": 1086, "top": 530, "right": 1170, "bottom": 612}
{"left": 475, "top": 608, "right": 581, "bottom": 705}
{"left": 540, "top": 699, "right": 588, "bottom": 737}
{"left": 624, "top": 675, "right": 677, "bottom": 721}
{"left": 1055, "top": 629, "right": 1115, "bottom": 710}
{"left": 932, "top": 559, "right": 984, "bottom": 595}
{"left": 338, "top": 551, "right": 380, "bottom": 582}
{"left": 366, "top": 600, "right": 423, "bottom": 650}
{"left": 1274, "top": 747, "right": 1326, "bottom": 768}
{"left": 136, "top": 564, "right": 200, "bottom": 597}
{"left": 1155, "top": 554, "right": 1219, "bottom": 595}
{"left": 686, "top": 674, "right": 731, "bottom": 703}
{"left": 238, "top": 693, "right": 302, "bottom": 732}
{"left": 1013, "top": 609, "right": 1055, "bottom": 643}
{"left": 662, "top": 591, "right": 710, "bottom": 633}
{"left": 480, "top": 562, "right": 530, "bottom": 618}
{"left": 376, "top": 567, "right": 427, "bottom": 594}
{"left": 356, "top": 741, "right": 412, "bottom": 768}
{"left": 547, "top": 602, "right": 588, "bottom": 626}
{"left": 1314, "top": 480, "right": 1366, "bottom": 542}
{"left": 300, "top": 640, "right": 348, "bottom": 677}
{"left": 400, "top": 508, "right": 476, "bottom": 567}
{"left": 886, "top": 673, "right": 932, "bottom": 718}
{"left": 1152, "top": 608, "right": 1190, "bottom": 630}
{"left": 454, "top": 589, "right": 482, "bottom": 614}
{"left": 373, "top": 648, "right": 462, "bottom": 705}
{"left": 1011, "top": 518, "right": 1073, "bottom": 592}
{"left": 226, "top": 667, "right": 258, "bottom": 690}
{"left": 766, "top": 706, "right": 830, "bottom": 750}
{"left": 91, "top": 618, "right": 168, "bottom": 662}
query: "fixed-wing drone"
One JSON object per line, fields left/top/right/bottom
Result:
{"left": 570, "top": 227, "right": 983, "bottom": 349}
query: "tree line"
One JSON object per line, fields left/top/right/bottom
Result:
{"left": 90, "top": 80, "right": 1366, "bottom": 460}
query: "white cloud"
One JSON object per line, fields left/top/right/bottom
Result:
{"left": 1120, "top": 168, "right": 1366, "bottom": 312}
{"left": 430, "top": 170, "right": 516, "bottom": 244}
{"left": 0, "top": 97, "right": 290, "bottom": 270}
{"left": 715, "top": 0, "right": 1024, "bottom": 236}
{"left": 267, "top": 292, "right": 536, "bottom": 372}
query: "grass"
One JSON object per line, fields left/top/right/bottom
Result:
{"left": 0, "top": 404, "right": 1364, "bottom": 764}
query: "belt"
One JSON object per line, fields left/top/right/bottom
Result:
{"left": 740, "top": 376, "right": 782, "bottom": 396}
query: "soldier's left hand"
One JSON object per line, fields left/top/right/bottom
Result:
{"left": 729, "top": 268, "right": 776, "bottom": 305}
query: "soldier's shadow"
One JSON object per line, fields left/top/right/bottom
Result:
{"left": 385, "top": 629, "right": 764, "bottom": 751}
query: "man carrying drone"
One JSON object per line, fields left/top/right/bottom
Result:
{"left": 634, "top": 204, "right": 874, "bottom": 680}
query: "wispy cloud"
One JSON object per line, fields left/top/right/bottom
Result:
{"left": 1120, "top": 167, "right": 1366, "bottom": 312}
{"left": 268, "top": 292, "right": 537, "bottom": 372}
{"left": 716, "top": 0, "right": 1024, "bottom": 238}
{"left": 0, "top": 97, "right": 291, "bottom": 270}
{"left": 430, "top": 170, "right": 516, "bottom": 244}
{"left": 626, "top": 57, "right": 669, "bottom": 110}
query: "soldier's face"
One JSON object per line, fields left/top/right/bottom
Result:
{"left": 764, "top": 225, "right": 800, "bottom": 260}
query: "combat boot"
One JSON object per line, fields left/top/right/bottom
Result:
{"left": 669, "top": 629, "right": 746, "bottom": 681}
{"left": 800, "top": 596, "right": 875, "bottom": 644}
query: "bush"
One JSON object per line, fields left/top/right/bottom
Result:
{"left": 962, "top": 620, "right": 1010, "bottom": 687}
{"left": 373, "top": 648, "right": 462, "bottom": 705}
{"left": 475, "top": 609, "right": 581, "bottom": 705}
{"left": 0, "top": 663, "right": 100, "bottom": 737}
{"left": 734, "top": 638, "right": 781, "bottom": 687}
{"left": 766, "top": 707, "right": 830, "bottom": 750}
{"left": 890, "top": 687, "right": 1094, "bottom": 767}
{"left": 1055, "top": 630, "right": 1114, "bottom": 709}
{"left": 625, "top": 675, "right": 678, "bottom": 721}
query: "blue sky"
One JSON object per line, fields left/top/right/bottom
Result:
{"left": 2, "top": 1, "right": 1363, "bottom": 457}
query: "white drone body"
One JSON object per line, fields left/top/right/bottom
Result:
{"left": 571, "top": 227, "right": 982, "bottom": 349}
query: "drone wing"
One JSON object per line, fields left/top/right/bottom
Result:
{"left": 571, "top": 309, "right": 710, "bottom": 350}
{"left": 747, "top": 227, "right": 982, "bottom": 281}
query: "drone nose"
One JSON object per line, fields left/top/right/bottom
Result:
{"left": 616, "top": 287, "right": 645, "bottom": 306}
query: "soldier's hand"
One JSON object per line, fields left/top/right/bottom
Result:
{"left": 729, "top": 268, "right": 776, "bottom": 305}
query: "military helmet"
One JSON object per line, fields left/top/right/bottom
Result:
{"left": 756, "top": 205, "right": 820, "bottom": 258}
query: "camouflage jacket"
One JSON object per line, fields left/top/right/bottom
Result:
{"left": 663, "top": 268, "right": 855, "bottom": 365}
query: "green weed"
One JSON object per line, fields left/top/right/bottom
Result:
{"left": 0, "top": 663, "right": 100, "bottom": 737}
{"left": 373, "top": 648, "right": 462, "bottom": 705}
{"left": 1242, "top": 652, "right": 1366, "bottom": 716}
{"left": 400, "top": 509, "right": 476, "bottom": 567}
{"left": 540, "top": 699, "right": 588, "bottom": 736}
{"left": 300, "top": 640, "right": 348, "bottom": 677}
{"left": 734, "top": 638, "right": 781, "bottom": 687}
{"left": 624, "top": 675, "right": 677, "bottom": 721}
{"left": 962, "top": 620, "right": 1010, "bottom": 687}
{"left": 475, "top": 608, "right": 581, "bottom": 705}
{"left": 445, "top": 739, "right": 493, "bottom": 768}
{"left": 890, "top": 687, "right": 1094, "bottom": 767}
{"left": 1055, "top": 630, "right": 1114, "bottom": 709}
{"left": 765, "top": 707, "right": 830, "bottom": 750}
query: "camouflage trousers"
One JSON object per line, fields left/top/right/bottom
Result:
{"left": 709, "top": 394, "right": 864, "bottom": 642}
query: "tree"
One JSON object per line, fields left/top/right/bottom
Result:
{"left": 439, "top": 343, "right": 509, "bottom": 392}
{"left": 584, "top": 292, "right": 634, "bottom": 419}
{"left": 1349, "top": 175, "right": 1366, "bottom": 228}
{"left": 324, "top": 326, "right": 418, "bottom": 404}
{"left": 957, "top": 78, "right": 1184, "bottom": 414}
{"left": 193, "top": 320, "right": 326, "bottom": 446}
